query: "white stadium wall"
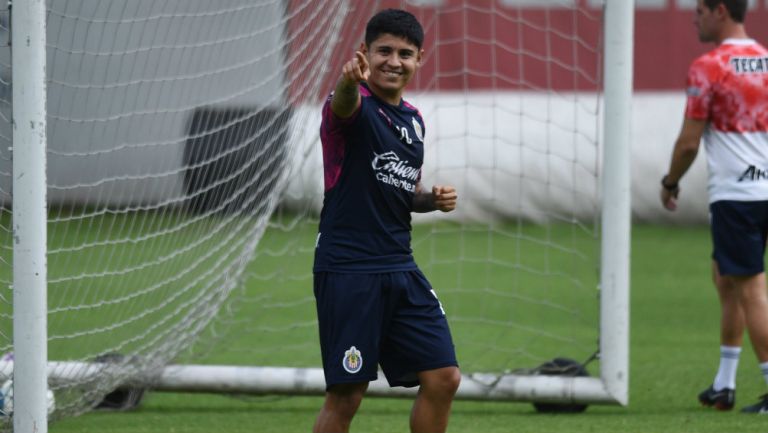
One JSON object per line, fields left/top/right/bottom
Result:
{"left": 283, "top": 92, "right": 710, "bottom": 225}
{"left": 26, "top": 90, "right": 714, "bottom": 223}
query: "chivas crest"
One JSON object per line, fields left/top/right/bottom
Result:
{"left": 342, "top": 346, "right": 363, "bottom": 374}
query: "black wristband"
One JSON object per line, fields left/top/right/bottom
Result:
{"left": 661, "top": 175, "right": 678, "bottom": 191}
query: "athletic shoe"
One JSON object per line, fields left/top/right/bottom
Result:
{"left": 741, "top": 394, "right": 768, "bottom": 414}
{"left": 698, "top": 385, "right": 735, "bottom": 410}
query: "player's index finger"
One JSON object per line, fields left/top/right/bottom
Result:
{"left": 355, "top": 51, "right": 368, "bottom": 67}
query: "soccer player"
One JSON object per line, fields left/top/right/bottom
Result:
{"left": 660, "top": 0, "right": 768, "bottom": 413}
{"left": 312, "top": 9, "right": 461, "bottom": 433}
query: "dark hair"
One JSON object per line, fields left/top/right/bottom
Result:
{"left": 365, "top": 9, "right": 424, "bottom": 49}
{"left": 703, "top": 0, "right": 748, "bottom": 23}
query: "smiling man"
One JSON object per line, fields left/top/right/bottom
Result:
{"left": 312, "top": 8, "right": 461, "bottom": 433}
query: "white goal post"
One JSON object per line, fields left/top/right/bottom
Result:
{"left": 5, "top": 1, "right": 632, "bottom": 430}
{"left": 10, "top": 1, "right": 49, "bottom": 432}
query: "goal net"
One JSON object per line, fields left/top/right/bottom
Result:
{"left": 1, "top": 0, "right": 630, "bottom": 426}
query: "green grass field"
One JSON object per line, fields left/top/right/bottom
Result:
{"left": 42, "top": 223, "right": 768, "bottom": 432}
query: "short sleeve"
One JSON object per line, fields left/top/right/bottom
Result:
{"left": 319, "top": 93, "right": 363, "bottom": 191}
{"left": 684, "top": 58, "right": 716, "bottom": 121}
{"left": 320, "top": 93, "right": 362, "bottom": 136}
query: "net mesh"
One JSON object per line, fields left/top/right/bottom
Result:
{"left": 0, "top": 0, "right": 603, "bottom": 424}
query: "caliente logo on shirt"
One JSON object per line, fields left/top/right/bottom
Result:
{"left": 371, "top": 151, "right": 420, "bottom": 192}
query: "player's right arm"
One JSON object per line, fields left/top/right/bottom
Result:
{"left": 660, "top": 117, "right": 707, "bottom": 211}
{"left": 660, "top": 56, "right": 712, "bottom": 211}
{"left": 331, "top": 50, "right": 370, "bottom": 119}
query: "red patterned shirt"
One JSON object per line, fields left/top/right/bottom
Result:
{"left": 685, "top": 38, "right": 768, "bottom": 202}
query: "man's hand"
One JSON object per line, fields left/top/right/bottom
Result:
{"left": 660, "top": 177, "right": 680, "bottom": 211}
{"left": 432, "top": 185, "right": 457, "bottom": 212}
{"left": 341, "top": 51, "right": 370, "bottom": 84}
{"left": 331, "top": 50, "right": 369, "bottom": 118}
{"left": 660, "top": 118, "right": 705, "bottom": 212}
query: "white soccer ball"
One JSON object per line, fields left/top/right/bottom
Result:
{"left": 0, "top": 380, "right": 56, "bottom": 417}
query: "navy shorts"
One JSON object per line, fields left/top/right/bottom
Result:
{"left": 710, "top": 200, "right": 768, "bottom": 276}
{"left": 313, "top": 270, "right": 458, "bottom": 388}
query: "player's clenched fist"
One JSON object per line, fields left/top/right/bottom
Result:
{"left": 432, "top": 185, "right": 457, "bottom": 212}
{"left": 341, "top": 51, "right": 370, "bottom": 84}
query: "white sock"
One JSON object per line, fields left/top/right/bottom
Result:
{"left": 713, "top": 345, "right": 742, "bottom": 390}
{"left": 760, "top": 361, "right": 768, "bottom": 387}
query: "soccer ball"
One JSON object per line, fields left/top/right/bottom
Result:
{"left": 0, "top": 379, "right": 56, "bottom": 417}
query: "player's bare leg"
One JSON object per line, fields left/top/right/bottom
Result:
{"left": 732, "top": 272, "right": 768, "bottom": 362}
{"left": 410, "top": 366, "right": 461, "bottom": 433}
{"left": 713, "top": 261, "right": 745, "bottom": 346}
{"left": 735, "top": 272, "right": 768, "bottom": 413}
{"left": 313, "top": 382, "right": 368, "bottom": 433}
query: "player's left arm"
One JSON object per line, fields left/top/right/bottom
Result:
{"left": 660, "top": 117, "right": 707, "bottom": 211}
{"left": 413, "top": 182, "right": 457, "bottom": 213}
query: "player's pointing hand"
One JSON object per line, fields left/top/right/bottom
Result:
{"left": 341, "top": 51, "right": 370, "bottom": 84}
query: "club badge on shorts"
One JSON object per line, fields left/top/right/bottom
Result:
{"left": 342, "top": 346, "right": 363, "bottom": 374}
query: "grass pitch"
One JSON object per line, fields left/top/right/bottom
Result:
{"left": 49, "top": 224, "right": 768, "bottom": 433}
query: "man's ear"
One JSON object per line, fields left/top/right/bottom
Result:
{"left": 417, "top": 48, "right": 424, "bottom": 67}
{"left": 715, "top": 2, "right": 729, "bottom": 21}
{"left": 359, "top": 42, "right": 367, "bottom": 55}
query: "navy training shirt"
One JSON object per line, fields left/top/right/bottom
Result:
{"left": 314, "top": 82, "right": 425, "bottom": 273}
